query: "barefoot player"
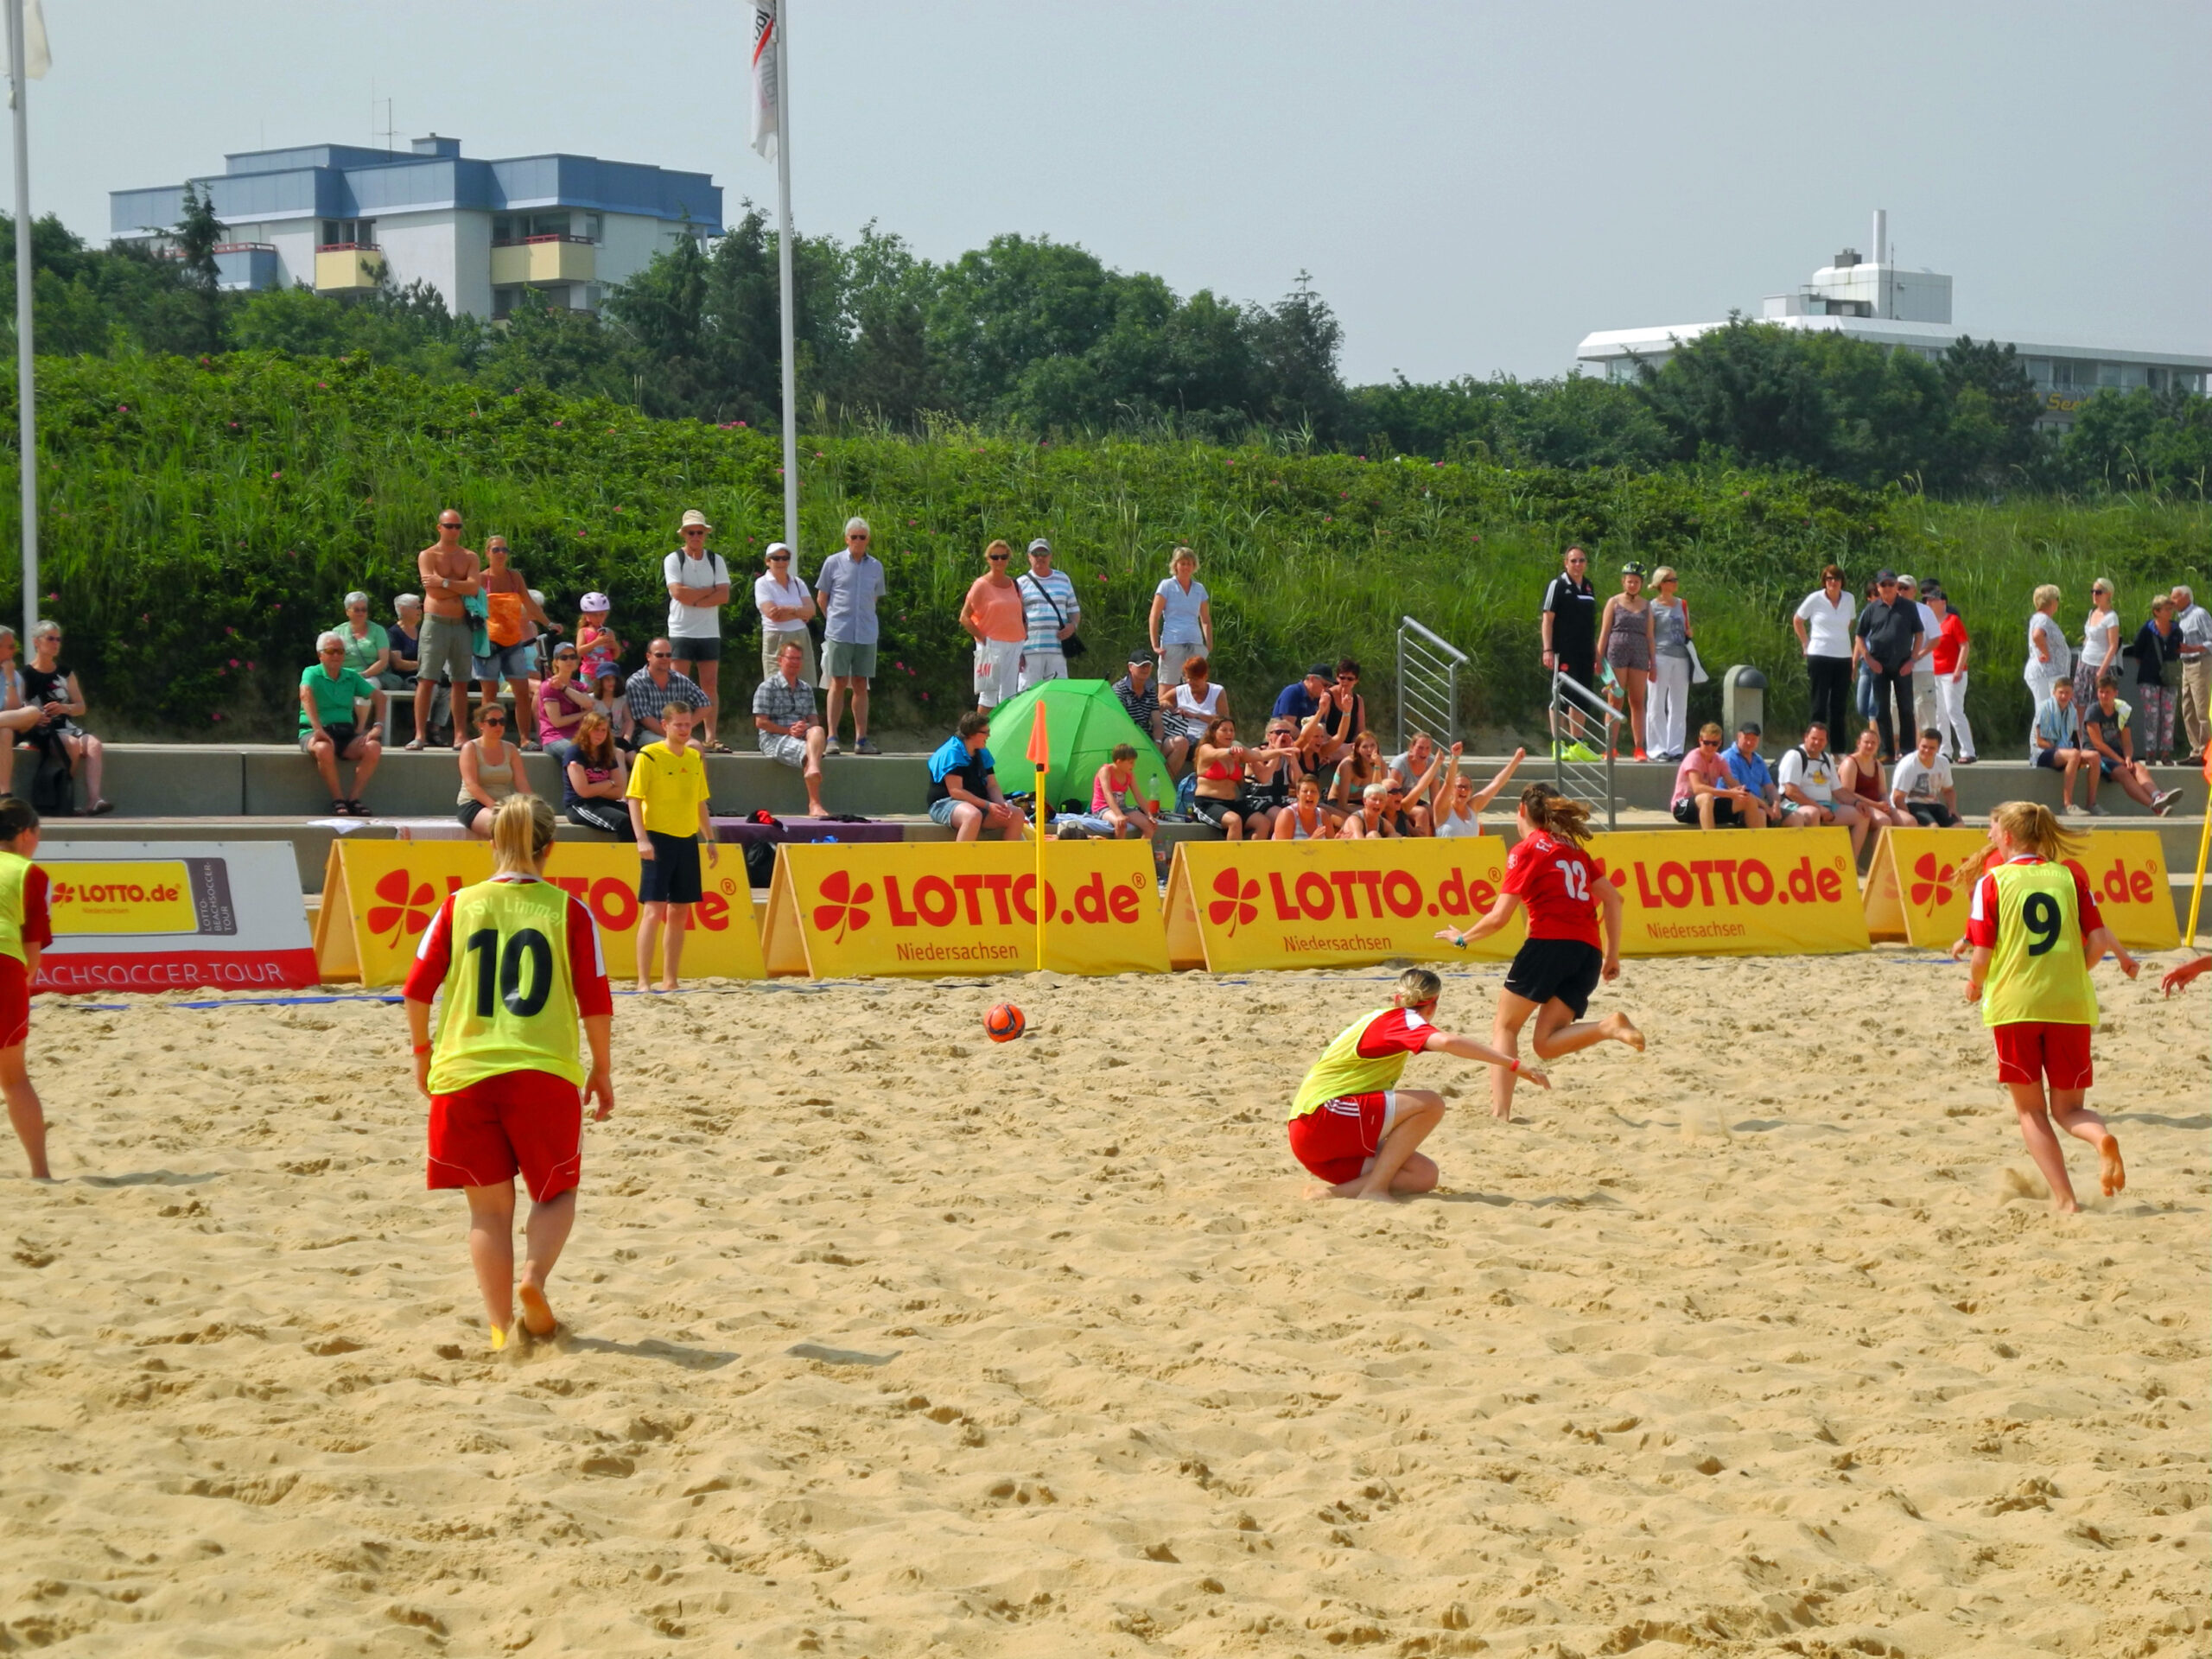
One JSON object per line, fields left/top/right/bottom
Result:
{"left": 1963, "top": 800, "right": 2138, "bottom": 1214}
{"left": 0, "top": 798, "right": 52, "bottom": 1179}
{"left": 404, "top": 796, "right": 614, "bottom": 1349}
{"left": 1435, "top": 782, "right": 1644, "bottom": 1119}
{"left": 1287, "top": 967, "right": 1549, "bottom": 1200}
{"left": 626, "top": 699, "right": 719, "bottom": 992}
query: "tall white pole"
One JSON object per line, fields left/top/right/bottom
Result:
{"left": 774, "top": 0, "right": 798, "bottom": 555}
{"left": 7, "top": 0, "right": 34, "bottom": 640}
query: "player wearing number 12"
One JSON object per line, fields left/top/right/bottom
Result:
{"left": 1963, "top": 801, "right": 2138, "bottom": 1214}
{"left": 1434, "top": 784, "right": 1644, "bottom": 1120}
{"left": 404, "top": 796, "right": 615, "bottom": 1350}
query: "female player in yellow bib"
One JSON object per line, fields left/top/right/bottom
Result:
{"left": 404, "top": 796, "right": 614, "bottom": 1347}
{"left": 1963, "top": 801, "right": 2138, "bottom": 1213}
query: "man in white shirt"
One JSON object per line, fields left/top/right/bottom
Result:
{"left": 1897, "top": 576, "right": 1942, "bottom": 748}
{"left": 2173, "top": 584, "right": 2212, "bottom": 760}
{"left": 1888, "top": 729, "right": 1960, "bottom": 827}
{"left": 1776, "top": 721, "right": 1868, "bottom": 855}
{"left": 664, "top": 509, "right": 732, "bottom": 750}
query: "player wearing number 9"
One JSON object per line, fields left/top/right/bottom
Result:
{"left": 1963, "top": 801, "right": 2139, "bottom": 1215}
{"left": 404, "top": 796, "right": 616, "bottom": 1351}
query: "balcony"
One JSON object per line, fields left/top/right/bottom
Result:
{"left": 489, "top": 234, "right": 596, "bottom": 288}
{"left": 314, "top": 243, "right": 385, "bottom": 292}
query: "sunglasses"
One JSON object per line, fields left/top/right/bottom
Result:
{"left": 987, "top": 554, "right": 1008, "bottom": 563}
{"left": 1700, "top": 738, "right": 1719, "bottom": 747}
{"left": 847, "top": 532, "right": 869, "bottom": 541}
{"left": 482, "top": 716, "right": 505, "bottom": 727}
{"left": 650, "top": 651, "right": 674, "bottom": 659}
{"left": 767, "top": 554, "right": 791, "bottom": 563}
{"left": 683, "top": 527, "right": 707, "bottom": 536}
{"left": 439, "top": 521, "right": 462, "bottom": 530}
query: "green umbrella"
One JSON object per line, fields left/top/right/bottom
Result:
{"left": 985, "top": 679, "right": 1173, "bottom": 812}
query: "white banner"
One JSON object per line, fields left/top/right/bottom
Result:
{"left": 35, "top": 841, "right": 315, "bottom": 993}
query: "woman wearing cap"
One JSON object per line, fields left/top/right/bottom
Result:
{"left": 1148, "top": 546, "right": 1213, "bottom": 690}
{"left": 755, "top": 542, "right": 817, "bottom": 686}
{"left": 1644, "top": 569, "right": 1693, "bottom": 761}
{"left": 1596, "top": 563, "right": 1655, "bottom": 760}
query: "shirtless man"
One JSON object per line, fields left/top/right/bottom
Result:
{"left": 411, "top": 509, "right": 481, "bottom": 750}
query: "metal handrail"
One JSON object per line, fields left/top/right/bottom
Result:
{"left": 1549, "top": 666, "right": 1619, "bottom": 830}
{"left": 1397, "top": 616, "right": 1469, "bottom": 754}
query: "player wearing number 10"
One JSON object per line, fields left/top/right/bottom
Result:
{"left": 1964, "top": 801, "right": 2138, "bottom": 1215}
{"left": 404, "top": 796, "right": 615, "bottom": 1350}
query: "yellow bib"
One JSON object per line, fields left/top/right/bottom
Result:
{"left": 428, "top": 877, "right": 587, "bottom": 1093}
{"left": 1290, "top": 1007, "right": 1425, "bottom": 1121}
{"left": 0, "top": 851, "right": 28, "bottom": 968}
{"left": 1982, "top": 860, "right": 2097, "bottom": 1029}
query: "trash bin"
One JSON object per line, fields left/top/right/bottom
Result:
{"left": 1723, "top": 665, "right": 1768, "bottom": 739}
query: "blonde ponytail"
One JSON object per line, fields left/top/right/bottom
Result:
{"left": 1518, "top": 782, "right": 1593, "bottom": 847}
{"left": 490, "top": 794, "right": 557, "bottom": 876}
{"left": 1989, "top": 800, "right": 2077, "bottom": 865}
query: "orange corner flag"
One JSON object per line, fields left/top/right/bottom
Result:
{"left": 1026, "top": 702, "right": 1052, "bottom": 768}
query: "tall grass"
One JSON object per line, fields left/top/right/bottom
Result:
{"left": 9, "top": 352, "right": 2205, "bottom": 744}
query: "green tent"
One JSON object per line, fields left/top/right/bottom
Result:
{"left": 985, "top": 679, "right": 1173, "bottom": 813}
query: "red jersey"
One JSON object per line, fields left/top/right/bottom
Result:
{"left": 1503, "top": 829, "right": 1603, "bottom": 948}
{"left": 402, "top": 875, "right": 615, "bottom": 1018}
{"left": 1964, "top": 855, "right": 2103, "bottom": 949}
{"left": 20, "top": 866, "right": 50, "bottom": 949}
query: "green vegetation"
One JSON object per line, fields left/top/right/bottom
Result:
{"left": 13, "top": 353, "right": 2204, "bottom": 744}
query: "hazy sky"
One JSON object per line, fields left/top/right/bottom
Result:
{"left": 16, "top": 0, "right": 2209, "bottom": 381}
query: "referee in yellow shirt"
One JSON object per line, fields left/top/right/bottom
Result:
{"left": 624, "top": 701, "right": 720, "bottom": 992}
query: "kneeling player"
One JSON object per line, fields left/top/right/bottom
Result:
{"left": 405, "top": 796, "right": 614, "bottom": 1349}
{"left": 1436, "top": 783, "right": 1644, "bottom": 1119}
{"left": 1964, "top": 800, "right": 2138, "bottom": 1214}
{"left": 1287, "top": 967, "right": 1548, "bottom": 1200}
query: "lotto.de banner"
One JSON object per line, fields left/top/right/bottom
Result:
{"left": 1162, "top": 840, "right": 1517, "bottom": 973}
{"left": 315, "top": 840, "right": 765, "bottom": 986}
{"left": 36, "top": 840, "right": 316, "bottom": 993}
{"left": 1864, "top": 827, "right": 2178, "bottom": 950}
{"left": 760, "top": 842, "right": 1168, "bottom": 978}
{"left": 1583, "top": 828, "right": 1869, "bottom": 957}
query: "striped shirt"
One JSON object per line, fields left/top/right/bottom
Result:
{"left": 1018, "top": 570, "right": 1079, "bottom": 652}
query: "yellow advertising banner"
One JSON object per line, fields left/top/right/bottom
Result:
{"left": 760, "top": 842, "right": 1168, "bottom": 978}
{"left": 315, "top": 838, "right": 765, "bottom": 986}
{"left": 1161, "top": 839, "right": 1517, "bottom": 973}
{"left": 1862, "top": 826, "right": 2178, "bottom": 950}
{"left": 42, "top": 860, "right": 205, "bottom": 935}
{"left": 1581, "top": 828, "right": 1870, "bottom": 957}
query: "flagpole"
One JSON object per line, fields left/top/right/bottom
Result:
{"left": 7, "top": 0, "right": 35, "bottom": 641}
{"left": 773, "top": 0, "right": 798, "bottom": 556}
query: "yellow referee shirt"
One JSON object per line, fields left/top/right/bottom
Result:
{"left": 625, "top": 741, "right": 709, "bottom": 837}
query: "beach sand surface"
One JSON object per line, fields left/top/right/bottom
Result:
{"left": 0, "top": 951, "right": 2205, "bottom": 1657}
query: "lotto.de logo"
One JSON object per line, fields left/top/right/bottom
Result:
{"left": 49, "top": 880, "right": 182, "bottom": 906}
{"left": 1209, "top": 869, "right": 1260, "bottom": 932}
{"left": 1210, "top": 863, "right": 1500, "bottom": 926}
{"left": 2070, "top": 855, "right": 2159, "bottom": 909}
{"left": 812, "top": 870, "right": 873, "bottom": 942}
{"left": 367, "top": 866, "right": 732, "bottom": 947}
{"left": 1620, "top": 852, "right": 1849, "bottom": 911}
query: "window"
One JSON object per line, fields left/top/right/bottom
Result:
{"left": 492, "top": 286, "right": 517, "bottom": 321}
{"left": 320, "top": 218, "right": 374, "bottom": 248}
{"left": 582, "top": 213, "right": 602, "bottom": 242}
{"left": 492, "top": 216, "right": 512, "bottom": 241}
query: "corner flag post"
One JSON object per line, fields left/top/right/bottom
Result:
{"left": 1027, "top": 702, "right": 1052, "bottom": 969}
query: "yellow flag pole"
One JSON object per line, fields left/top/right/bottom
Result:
{"left": 2186, "top": 761, "right": 2211, "bottom": 948}
{"left": 1025, "top": 699, "right": 1053, "bottom": 971}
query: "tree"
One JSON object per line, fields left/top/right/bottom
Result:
{"left": 1637, "top": 316, "right": 1834, "bottom": 471}
{"left": 1936, "top": 336, "right": 2045, "bottom": 493}
{"left": 1247, "top": 274, "right": 1348, "bottom": 440}
{"left": 173, "top": 183, "right": 227, "bottom": 354}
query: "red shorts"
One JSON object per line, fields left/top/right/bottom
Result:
{"left": 1991, "top": 1021, "right": 2094, "bottom": 1091}
{"left": 1287, "top": 1092, "right": 1395, "bottom": 1185}
{"left": 427, "top": 1068, "right": 584, "bottom": 1201}
{"left": 0, "top": 955, "right": 27, "bottom": 1049}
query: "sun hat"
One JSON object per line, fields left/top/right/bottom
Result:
{"left": 580, "top": 591, "right": 610, "bottom": 613}
{"left": 680, "top": 508, "right": 714, "bottom": 532}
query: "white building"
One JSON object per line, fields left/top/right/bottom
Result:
{"left": 1574, "top": 212, "right": 2209, "bottom": 426}
{"left": 111, "top": 136, "right": 722, "bottom": 321}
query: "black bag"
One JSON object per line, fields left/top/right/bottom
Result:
{"left": 1020, "top": 574, "right": 1085, "bottom": 659}
{"left": 742, "top": 838, "right": 777, "bottom": 890}
{"left": 29, "top": 742, "right": 73, "bottom": 817}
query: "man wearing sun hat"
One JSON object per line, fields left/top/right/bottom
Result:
{"left": 664, "top": 509, "right": 732, "bottom": 751}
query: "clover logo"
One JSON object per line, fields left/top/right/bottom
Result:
{"left": 367, "top": 868, "right": 437, "bottom": 948}
{"left": 811, "top": 869, "right": 874, "bottom": 942}
{"left": 1909, "top": 852, "right": 1959, "bottom": 914}
{"left": 1207, "top": 867, "right": 1259, "bottom": 933}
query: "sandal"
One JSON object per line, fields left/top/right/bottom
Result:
{"left": 88, "top": 798, "right": 114, "bottom": 816}
{"left": 331, "top": 799, "right": 352, "bottom": 817}
{"left": 404, "top": 738, "right": 425, "bottom": 751}
{"left": 346, "top": 798, "right": 366, "bottom": 817}
{"left": 705, "top": 740, "right": 734, "bottom": 754}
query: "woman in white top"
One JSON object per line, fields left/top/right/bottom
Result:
{"left": 754, "top": 542, "right": 817, "bottom": 685}
{"left": 1430, "top": 744, "right": 1526, "bottom": 838}
{"left": 2073, "top": 577, "right": 2120, "bottom": 706}
{"left": 2024, "top": 583, "right": 2069, "bottom": 749}
{"left": 1162, "top": 655, "right": 1227, "bottom": 776}
{"left": 1792, "top": 564, "right": 1857, "bottom": 743}
{"left": 1148, "top": 546, "right": 1213, "bottom": 689}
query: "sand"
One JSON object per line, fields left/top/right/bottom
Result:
{"left": 1, "top": 950, "right": 2205, "bottom": 1657}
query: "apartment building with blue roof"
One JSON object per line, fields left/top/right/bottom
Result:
{"left": 111, "top": 134, "right": 721, "bottom": 321}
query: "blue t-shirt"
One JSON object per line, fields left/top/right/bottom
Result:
{"left": 1723, "top": 747, "right": 1773, "bottom": 796}
{"left": 1273, "top": 682, "right": 1319, "bottom": 721}
{"left": 927, "top": 735, "right": 995, "bottom": 804}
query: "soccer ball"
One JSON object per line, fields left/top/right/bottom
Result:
{"left": 984, "top": 1002, "right": 1026, "bottom": 1043}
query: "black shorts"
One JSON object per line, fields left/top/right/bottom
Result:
{"left": 1503, "top": 938, "right": 1604, "bottom": 1019}
{"left": 1556, "top": 650, "right": 1596, "bottom": 691}
{"left": 671, "top": 637, "right": 722, "bottom": 664}
{"left": 1904, "top": 801, "right": 1959, "bottom": 827}
{"left": 639, "top": 831, "right": 703, "bottom": 904}
{"left": 1672, "top": 796, "right": 1741, "bottom": 826}
{"left": 2031, "top": 748, "right": 2065, "bottom": 770}
{"left": 1192, "top": 794, "right": 1256, "bottom": 828}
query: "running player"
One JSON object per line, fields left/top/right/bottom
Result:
{"left": 1435, "top": 782, "right": 1643, "bottom": 1119}
{"left": 404, "top": 795, "right": 614, "bottom": 1349}
{"left": 1287, "top": 966, "right": 1549, "bottom": 1200}
{"left": 0, "top": 798, "right": 52, "bottom": 1179}
{"left": 1963, "top": 800, "right": 2139, "bottom": 1214}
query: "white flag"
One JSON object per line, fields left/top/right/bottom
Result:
{"left": 6, "top": 0, "right": 51, "bottom": 82}
{"left": 749, "top": 1, "right": 779, "bottom": 162}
